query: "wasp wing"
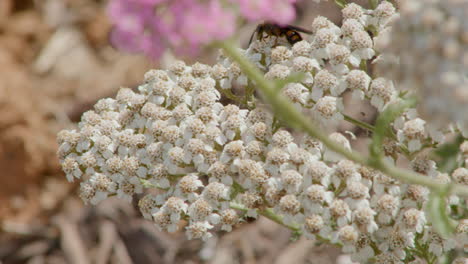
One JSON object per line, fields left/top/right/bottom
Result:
{"left": 284, "top": 25, "right": 312, "bottom": 35}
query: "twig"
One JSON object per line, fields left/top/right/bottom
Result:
{"left": 53, "top": 215, "right": 90, "bottom": 264}
{"left": 95, "top": 220, "right": 117, "bottom": 264}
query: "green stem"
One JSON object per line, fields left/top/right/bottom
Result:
{"left": 220, "top": 89, "right": 244, "bottom": 104}
{"left": 218, "top": 40, "right": 468, "bottom": 198}
{"left": 230, "top": 203, "right": 344, "bottom": 247}
{"left": 376, "top": 160, "right": 449, "bottom": 191}
{"left": 229, "top": 202, "right": 248, "bottom": 212}
{"left": 310, "top": 96, "right": 375, "bottom": 133}
{"left": 260, "top": 208, "right": 301, "bottom": 231}
{"left": 244, "top": 82, "right": 256, "bottom": 107}
{"left": 229, "top": 202, "right": 300, "bottom": 231}
{"left": 343, "top": 114, "right": 375, "bottom": 132}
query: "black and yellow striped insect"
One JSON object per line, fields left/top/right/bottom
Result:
{"left": 248, "top": 23, "right": 312, "bottom": 45}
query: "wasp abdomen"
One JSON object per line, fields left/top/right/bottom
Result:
{"left": 249, "top": 23, "right": 311, "bottom": 46}
{"left": 285, "top": 30, "right": 303, "bottom": 44}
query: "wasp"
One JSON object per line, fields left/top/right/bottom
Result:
{"left": 249, "top": 23, "right": 312, "bottom": 45}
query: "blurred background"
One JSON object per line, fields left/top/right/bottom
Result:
{"left": 0, "top": 0, "right": 369, "bottom": 263}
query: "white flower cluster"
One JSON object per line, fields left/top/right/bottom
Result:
{"left": 57, "top": 1, "right": 467, "bottom": 263}
{"left": 379, "top": 0, "right": 468, "bottom": 135}
{"left": 235, "top": 1, "right": 446, "bottom": 156}
{"left": 240, "top": 2, "right": 400, "bottom": 119}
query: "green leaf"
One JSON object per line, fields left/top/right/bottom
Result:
{"left": 230, "top": 180, "right": 246, "bottom": 200}
{"left": 427, "top": 190, "right": 456, "bottom": 238}
{"left": 334, "top": 0, "right": 348, "bottom": 8}
{"left": 368, "top": 0, "right": 379, "bottom": 9}
{"left": 370, "top": 97, "right": 417, "bottom": 161}
{"left": 432, "top": 135, "right": 464, "bottom": 173}
{"left": 139, "top": 178, "right": 157, "bottom": 188}
{"left": 290, "top": 230, "right": 302, "bottom": 241}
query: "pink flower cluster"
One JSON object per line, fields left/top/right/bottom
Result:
{"left": 107, "top": 0, "right": 297, "bottom": 59}
{"left": 237, "top": 0, "right": 297, "bottom": 25}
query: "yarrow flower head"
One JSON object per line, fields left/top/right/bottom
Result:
{"left": 58, "top": 1, "right": 468, "bottom": 263}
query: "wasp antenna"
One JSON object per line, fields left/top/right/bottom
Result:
{"left": 248, "top": 31, "right": 255, "bottom": 46}
{"left": 248, "top": 25, "right": 259, "bottom": 46}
